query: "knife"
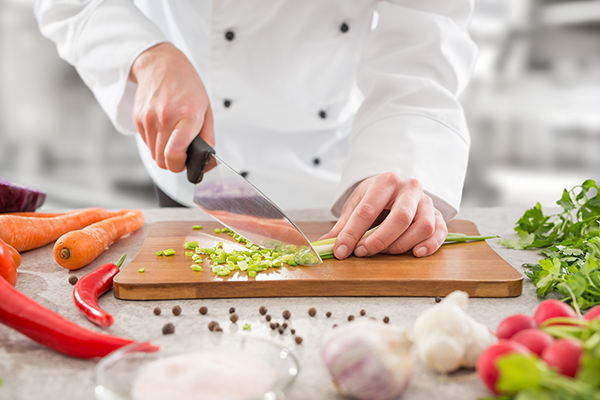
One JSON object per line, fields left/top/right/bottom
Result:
{"left": 186, "top": 136, "right": 322, "bottom": 265}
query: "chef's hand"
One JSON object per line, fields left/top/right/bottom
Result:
{"left": 129, "top": 42, "right": 214, "bottom": 172}
{"left": 321, "top": 173, "right": 448, "bottom": 259}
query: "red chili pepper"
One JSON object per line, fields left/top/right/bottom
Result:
{"left": 73, "top": 254, "right": 126, "bottom": 327}
{"left": 0, "top": 238, "right": 17, "bottom": 286}
{"left": 0, "top": 271, "right": 138, "bottom": 358}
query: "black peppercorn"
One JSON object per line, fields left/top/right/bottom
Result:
{"left": 308, "top": 307, "right": 317, "bottom": 317}
{"left": 172, "top": 305, "right": 181, "bottom": 316}
{"left": 278, "top": 327, "right": 284, "bottom": 334}
{"left": 348, "top": 315, "right": 355, "bottom": 322}
{"left": 282, "top": 323, "right": 288, "bottom": 329}
{"left": 208, "top": 321, "right": 219, "bottom": 331}
{"left": 435, "top": 296, "right": 442, "bottom": 303}
{"left": 68, "top": 275, "right": 78, "bottom": 285}
{"left": 333, "top": 324, "right": 338, "bottom": 328}
{"left": 230, "top": 313, "right": 239, "bottom": 323}
{"left": 162, "top": 323, "right": 175, "bottom": 335}
{"left": 360, "top": 309, "right": 366, "bottom": 316}
{"left": 215, "top": 326, "right": 223, "bottom": 332}
{"left": 265, "top": 314, "right": 272, "bottom": 321}
{"left": 283, "top": 310, "right": 291, "bottom": 319}
{"left": 270, "top": 323, "right": 277, "bottom": 330}
{"left": 383, "top": 316, "right": 390, "bottom": 324}
{"left": 229, "top": 307, "right": 236, "bottom": 314}
{"left": 326, "top": 311, "right": 332, "bottom": 318}
{"left": 290, "top": 329, "right": 296, "bottom": 335}
{"left": 259, "top": 306, "right": 267, "bottom": 315}
{"left": 153, "top": 307, "right": 161, "bottom": 316}
{"left": 199, "top": 306, "right": 208, "bottom": 315}
{"left": 295, "top": 336, "right": 303, "bottom": 344}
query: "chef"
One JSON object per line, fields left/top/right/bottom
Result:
{"left": 34, "top": 0, "right": 477, "bottom": 260}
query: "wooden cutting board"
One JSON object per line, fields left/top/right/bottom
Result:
{"left": 113, "top": 220, "right": 523, "bottom": 300}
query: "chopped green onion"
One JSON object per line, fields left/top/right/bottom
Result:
{"left": 192, "top": 225, "right": 203, "bottom": 230}
{"left": 215, "top": 228, "right": 221, "bottom": 234}
{"left": 138, "top": 268, "right": 146, "bottom": 273}
{"left": 185, "top": 251, "right": 194, "bottom": 257}
{"left": 190, "top": 265, "right": 203, "bottom": 272}
{"left": 157, "top": 248, "right": 176, "bottom": 256}
{"left": 243, "top": 323, "right": 251, "bottom": 330}
{"left": 184, "top": 241, "right": 199, "bottom": 250}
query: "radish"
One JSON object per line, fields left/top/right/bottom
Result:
{"left": 541, "top": 338, "right": 583, "bottom": 378}
{"left": 533, "top": 299, "right": 578, "bottom": 326}
{"left": 496, "top": 314, "right": 537, "bottom": 339}
{"left": 584, "top": 304, "right": 600, "bottom": 321}
{"left": 476, "top": 340, "right": 531, "bottom": 395}
{"left": 511, "top": 328, "right": 554, "bottom": 356}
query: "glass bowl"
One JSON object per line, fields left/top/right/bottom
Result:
{"left": 94, "top": 333, "right": 299, "bottom": 400}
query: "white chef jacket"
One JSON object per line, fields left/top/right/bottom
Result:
{"left": 34, "top": 0, "right": 477, "bottom": 220}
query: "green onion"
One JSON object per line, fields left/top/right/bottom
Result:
{"left": 215, "top": 228, "right": 221, "bottom": 234}
{"left": 138, "top": 267, "right": 146, "bottom": 273}
{"left": 243, "top": 323, "right": 251, "bottom": 330}
{"left": 190, "top": 265, "right": 203, "bottom": 272}
{"left": 157, "top": 248, "right": 176, "bottom": 256}
{"left": 192, "top": 225, "right": 203, "bottom": 230}
{"left": 184, "top": 241, "right": 199, "bottom": 250}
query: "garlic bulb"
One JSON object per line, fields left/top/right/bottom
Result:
{"left": 413, "top": 290, "right": 497, "bottom": 373}
{"left": 320, "top": 320, "right": 414, "bottom": 400}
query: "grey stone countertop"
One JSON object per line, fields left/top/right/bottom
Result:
{"left": 0, "top": 207, "right": 549, "bottom": 400}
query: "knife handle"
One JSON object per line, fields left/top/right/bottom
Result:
{"left": 186, "top": 136, "right": 216, "bottom": 184}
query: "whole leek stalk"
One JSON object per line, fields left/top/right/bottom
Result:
{"left": 311, "top": 228, "right": 499, "bottom": 259}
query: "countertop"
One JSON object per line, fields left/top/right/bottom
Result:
{"left": 0, "top": 207, "right": 547, "bottom": 400}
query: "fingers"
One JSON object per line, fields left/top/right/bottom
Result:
{"left": 352, "top": 179, "right": 423, "bottom": 257}
{"left": 410, "top": 209, "right": 447, "bottom": 257}
{"left": 164, "top": 116, "right": 204, "bottom": 173}
{"left": 333, "top": 174, "right": 401, "bottom": 259}
{"left": 381, "top": 196, "right": 439, "bottom": 256}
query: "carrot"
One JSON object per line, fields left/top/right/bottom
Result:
{"left": 53, "top": 210, "right": 145, "bottom": 270}
{"left": 0, "top": 208, "right": 128, "bottom": 252}
{"left": 6, "top": 212, "right": 68, "bottom": 218}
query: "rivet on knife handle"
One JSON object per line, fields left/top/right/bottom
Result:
{"left": 186, "top": 136, "right": 216, "bottom": 184}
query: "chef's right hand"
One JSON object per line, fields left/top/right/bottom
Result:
{"left": 129, "top": 42, "right": 214, "bottom": 173}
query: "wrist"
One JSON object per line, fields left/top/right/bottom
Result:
{"left": 129, "top": 42, "right": 172, "bottom": 84}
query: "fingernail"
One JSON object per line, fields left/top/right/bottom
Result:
{"left": 335, "top": 244, "right": 349, "bottom": 259}
{"left": 415, "top": 246, "right": 427, "bottom": 257}
{"left": 354, "top": 246, "right": 368, "bottom": 257}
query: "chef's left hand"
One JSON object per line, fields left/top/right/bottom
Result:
{"left": 321, "top": 173, "right": 448, "bottom": 259}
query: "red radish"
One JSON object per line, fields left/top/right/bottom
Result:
{"left": 541, "top": 338, "right": 583, "bottom": 378}
{"left": 533, "top": 299, "right": 578, "bottom": 326}
{"left": 477, "top": 340, "right": 531, "bottom": 395}
{"left": 584, "top": 304, "right": 600, "bottom": 321}
{"left": 496, "top": 314, "right": 537, "bottom": 339}
{"left": 511, "top": 328, "right": 554, "bottom": 356}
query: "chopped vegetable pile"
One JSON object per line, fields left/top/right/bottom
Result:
{"left": 499, "top": 179, "right": 600, "bottom": 311}
{"left": 184, "top": 227, "right": 319, "bottom": 278}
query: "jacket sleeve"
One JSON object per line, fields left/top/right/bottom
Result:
{"left": 33, "top": 0, "right": 167, "bottom": 135}
{"left": 331, "top": 0, "right": 478, "bottom": 220}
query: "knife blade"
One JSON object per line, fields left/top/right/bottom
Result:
{"left": 186, "top": 136, "right": 322, "bottom": 265}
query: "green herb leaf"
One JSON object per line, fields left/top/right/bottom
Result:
{"left": 496, "top": 354, "right": 542, "bottom": 393}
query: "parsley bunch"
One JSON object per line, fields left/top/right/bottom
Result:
{"left": 499, "top": 179, "right": 600, "bottom": 311}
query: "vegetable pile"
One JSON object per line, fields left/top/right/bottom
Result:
{"left": 499, "top": 180, "right": 600, "bottom": 311}
{"left": 478, "top": 299, "right": 600, "bottom": 399}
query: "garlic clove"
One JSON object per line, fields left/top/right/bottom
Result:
{"left": 414, "top": 290, "right": 497, "bottom": 374}
{"left": 321, "top": 321, "right": 414, "bottom": 400}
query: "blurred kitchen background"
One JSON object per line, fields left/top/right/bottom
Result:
{"left": 1, "top": 0, "right": 600, "bottom": 211}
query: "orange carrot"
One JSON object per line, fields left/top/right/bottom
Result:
{"left": 0, "top": 208, "right": 128, "bottom": 252}
{"left": 5, "top": 212, "right": 68, "bottom": 218}
{"left": 53, "top": 209, "right": 145, "bottom": 270}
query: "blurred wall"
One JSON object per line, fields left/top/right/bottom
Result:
{"left": 1, "top": 0, "right": 599, "bottom": 210}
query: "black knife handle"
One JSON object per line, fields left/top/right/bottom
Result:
{"left": 186, "top": 136, "right": 216, "bottom": 184}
